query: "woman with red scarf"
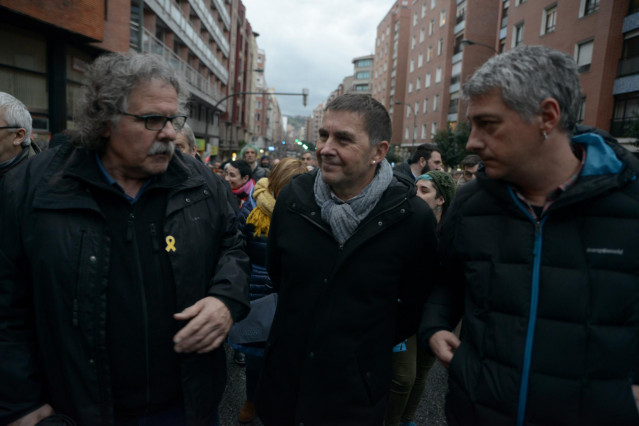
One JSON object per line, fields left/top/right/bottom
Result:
{"left": 224, "top": 159, "right": 255, "bottom": 208}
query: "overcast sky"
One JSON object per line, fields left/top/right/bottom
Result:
{"left": 242, "top": 0, "right": 392, "bottom": 117}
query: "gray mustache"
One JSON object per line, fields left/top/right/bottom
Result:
{"left": 147, "top": 141, "right": 175, "bottom": 156}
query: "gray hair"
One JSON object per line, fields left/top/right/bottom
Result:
{"left": 462, "top": 45, "right": 582, "bottom": 134}
{"left": 75, "top": 52, "right": 189, "bottom": 150}
{"left": 179, "top": 122, "right": 196, "bottom": 149}
{"left": 324, "top": 94, "right": 391, "bottom": 145}
{"left": 0, "top": 92, "right": 32, "bottom": 145}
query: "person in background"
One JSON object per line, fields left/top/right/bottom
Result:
{"left": 240, "top": 144, "right": 268, "bottom": 179}
{"left": 393, "top": 143, "right": 443, "bottom": 180}
{"left": 260, "top": 155, "right": 271, "bottom": 170}
{"left": 0, "top": 52, "right": 250, "bottom": 426}
{"left": 234, "top": 157, "right": 308, "bottom": 424}
{"left": 386, "top": 170, "right": 455, "bottom": 426}
{"left": 415, "top": 171, "right": 456, "bottom": 226}
{"left": 0, "top": 92, "right": 39, "bottom": 180}
{"left": 225, "top": 159, "right": 255, "bottom": 209}
{"left": 256, "top": 94, "right": 438, "bottom": 425}
{"left": 420, "top": 45, "right": 639, "bottom": 425}
{"left": 456, "top": 154, "right": 481, "bottom": 187}
{"left": 300, "top": 151, "right": 315, "bottom": 170}
{"left": 174, "top": 122, "right": 199, "bottom": 159}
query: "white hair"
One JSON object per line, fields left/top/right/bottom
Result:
{"left": 0, "top": 92, "right": 32, "bottom": 145}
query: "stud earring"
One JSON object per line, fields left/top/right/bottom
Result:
{"left": 543, "top": 132, "right": 548, "bottom": 140}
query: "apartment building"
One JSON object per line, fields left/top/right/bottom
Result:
{"left": 350, "top": 55, "right": 375, "bottom": 95}
{"left": 372, "top": 0, "right": 411, "bottom": 146}
{"left": 503, "top": 0, "right": 636, "bottom": 141}
{"left": 0, "top": 0, "right": 277, "bottom": 159}
{"left": 0, "top": 0, "right": 131, "bottom": 144}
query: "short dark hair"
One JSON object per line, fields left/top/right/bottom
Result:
{"left": 460, "top": 154, "right": 481, "bottom": 169}
{"left": 409, "top": 143, "right": 441, "bottom": 165}
{"left": 227, "top": 160, "right": 252, "bottom": 178}
{"left": 324, "top": 94, "right": 391, "bottom": 145}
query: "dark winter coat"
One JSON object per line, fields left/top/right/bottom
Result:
{"left": 0, "top": 143, "right": 250, "bottom": 425}
{"left": 419, "top": 129, "right": 639, "bottom": 425}
{"left": 256, "top": 169, "right": 439, "bottom": 426}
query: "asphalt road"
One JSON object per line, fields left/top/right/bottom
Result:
{"left": 218, "top": 344, "right": 448, "bottom": 426}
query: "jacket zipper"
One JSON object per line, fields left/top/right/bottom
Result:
{"left": 508, "top": 187, "right": 548, "bottom": 426}
{"left": 127, "top": 212, "right": 152, "bottom": 409}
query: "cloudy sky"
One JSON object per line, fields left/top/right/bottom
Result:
{"left": 243, "top": 0, "right": 392, "bottom": 117}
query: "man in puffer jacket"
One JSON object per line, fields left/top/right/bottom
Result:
{"left": 420, "top": 45, "right": 639, "bottom": 425}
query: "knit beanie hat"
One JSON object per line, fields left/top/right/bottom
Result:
{"left": 417, "top": 171, "right": 456, "bottom": 208}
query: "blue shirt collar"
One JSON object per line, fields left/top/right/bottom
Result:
{"left": 95, "top": 153, "right": 154, "bottom": 204}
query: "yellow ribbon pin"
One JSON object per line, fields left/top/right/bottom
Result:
{"left": 165, "top": 235, "right": 176, "bottom": 252}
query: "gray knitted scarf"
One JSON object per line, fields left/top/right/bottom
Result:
{"left": 314, "top": 159, "right": 393, "bottom": 245}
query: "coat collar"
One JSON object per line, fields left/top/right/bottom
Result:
{"left": 32, "top": 143, "right": 202, "bottom": 211}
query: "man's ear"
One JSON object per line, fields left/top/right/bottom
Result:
{"left": 372, "top": 141, "right": 390, "bottom": 163}
{"left": 539, "top": 97, "right": 561, "bottom": 136}
{"left": 13, "top": 128, "right": 26, "bottom": 146}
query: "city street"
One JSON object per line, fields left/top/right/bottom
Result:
{"left": 219, "top": 344, "right": 448, "bottom": 425}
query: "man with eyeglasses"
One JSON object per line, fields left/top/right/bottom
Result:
{"left": 0, "top": 53, "right": 250, "bottom": 426}
{"left": 0, "top": 92, "right": 39, "bottom": 180}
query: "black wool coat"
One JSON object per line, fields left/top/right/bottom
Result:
{"left": 256, "top": 169, "right": 439, "bottom": 426}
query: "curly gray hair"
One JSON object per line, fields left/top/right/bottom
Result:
{"left": 75, "top": 52, "right": 189, "bottom": 150}
{"left": 462, "top": 45, "right": 582, "bottom": 134}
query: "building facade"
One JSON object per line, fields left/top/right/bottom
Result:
{"left": 0, "top": 0, "right": 277, "bottom": 160}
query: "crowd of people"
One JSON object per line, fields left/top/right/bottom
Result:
{"left": 1, "top": 44, "right": 639, "bottom": 426}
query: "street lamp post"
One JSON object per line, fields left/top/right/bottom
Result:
{"left": 459, "top": 39, "right": 498, "bottom": 54}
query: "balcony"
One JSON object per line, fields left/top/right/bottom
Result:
{"left": 141, "top": 27, "right": 225, "bottom": 110}
{"left": 145, "top": 0, "right": 228, "bottom": 84}
{"left": 623, "top": 11, "right": 639, "bottom": 33}
{"left": 454, "top": 20, "right": 465, "bottom": 34}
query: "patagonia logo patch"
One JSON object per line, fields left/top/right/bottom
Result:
{"left": 586, "top": 248, "right": 624, "bottom": 256}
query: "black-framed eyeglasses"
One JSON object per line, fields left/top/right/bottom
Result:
{"left": 119, "top": 111, "right": 187, "bottom": 131}
{"left": 0, "top": 126, "right": 21, "bottom": 130}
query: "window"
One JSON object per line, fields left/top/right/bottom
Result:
{"left": 427, "top": 46, "right": 433, "bottom": 62}
{"left": 426, "top": 72, "right": 431, "bottom": 87}
{"left": 422, "top": 123, "right": 428, "bottom": 139}
{"left": 356, "top": 71, "right": 370, "bottom": 79}
{"left": 438, "top": 38, "right": 444, "bottom": 55}
{"left": 420, "top": 28, "right": 425, "bottom": 43}
{"left": 416, "top": 77, "right": 421, "bottom": 90}
{"left": 429, "top": 20, "right": 434, "bottom": 36}
{"left": 542, "top": 5, "right": 556, "bottom": 35}
{"left": 405, "top": 127, "right": 410, "bottom": 140}
{"left": 440, "top": 10, "right": 447, "bottom": 27}
{"left": 410, "top": 60, "right": 415, "bottom": 72}
{"left": 580, "top": 0, "right": 599, "bottom": 17}
{"left": 256, "top": 112, "right": 261, "bottom": 121}
{"left": 516, "top": 0, "right": 526, "bottom": 5}
{"left": 513, "top": 23, "right": 524, "bottom": 47}
{"left": 431, "top": 0, "right": 436, "bottom": 8}
{"left": 431, "top": 122, "right": 438, "bottom": 137}
{"left": 413, "top": 13, "right": 418, "bottom": 26}
{"left": 408, "top": 82, "right": 413, "bottom": 93}
{"left": 418, "top": 53, "right": 423, "bottom": 67}
{"left": 356, "top": 59, "right": 372, "bottom": 67}
{"left": 422, "top": 3, "right": 427, "bottom": 18}
{"left": 415, "top": 102, "right": 419, "bottom": 117}
{"left": 413, "top": 125, "right": 418, "bottom": 140}
{"left": 576, "top": 40, "right": 594, "bottom": 72}
{"left": 412, "top": 36, "right": 416, "bottom": 49}
{"left": 423, "top": 98, "right": 429, "bottom": 113}
{"left": 578, "top": 97, "right": 586, "bottom": 124}
{"left": 435, "top": 66, "right": 442, "bottom": 83}
{"left": 433, "top": 94, "right": 440, "bottom": 111}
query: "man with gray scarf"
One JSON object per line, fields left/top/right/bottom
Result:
{"left": 256, "top": 94, "right": 439, "bottom": 425}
